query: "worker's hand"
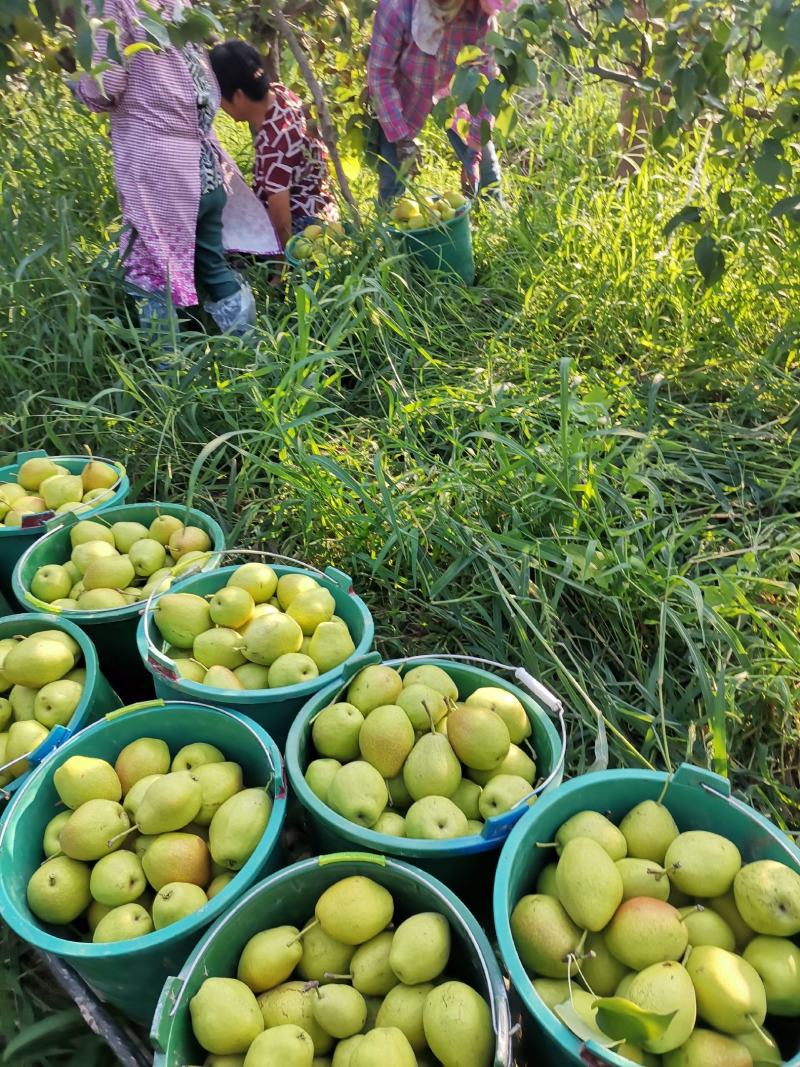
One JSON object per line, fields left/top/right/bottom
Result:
{"left": 396, "top": 137, "right": 421, "bottom": 179}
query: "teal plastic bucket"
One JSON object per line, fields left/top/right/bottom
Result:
{"left": 151, "top": 851, "right": 513, "bottom": 1066}
{"left": 135, "top": 557, "right": 377, "bottom": 749}
{"left": 285, "top": 655, "right": 566, "bottom": 898}
{"left": 493, "top": 763, "right": 800, "bottom": 1067}
{"left": 0, "top": 613, "right": 121, "bottom": 802}
{"left": 388, "top": 202, "right": 475, "bottom": 285}
{"left": 0, "top": 451, "right": 129, "bottom": 602}
{"left": 12, "top": 502, "right": 226, "bottom": 698}
{"left": 0, "top": 699, "right": 286, "bottom": 1023}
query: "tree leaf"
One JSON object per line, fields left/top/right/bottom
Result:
{"left": 694, "top": 234, "right": 726, "bottom": 286}
{"left": 523, "top": 58, "right": 538, "bottom": 86}
{"left": 456, "top": 44, "right": 484, "bottom": 65}
{"left": 483, "top": 77, "right": 505, "bottom": 117}
{"left": 663, "top": 204, "right": 701, "bottom": 237}
{"left": 451, "top": 65, "right": 481, "bottom": 105}
{"left": 554, "top": 1001, "right": 616, "bottom": 1047}
{"left": 674, "top": 67, "right": 697, "bottom": 119}
{"left": 717, "top": 190, "right": 732, "bottom": 215}
{"left": 753, "top": 139, "right": 790, "bottom": 186}
{"left": 593, "top": 997, "right": 677, "bottom": 1045}
{"left": 769, "top": 193, "right": 800, "bottom": 219}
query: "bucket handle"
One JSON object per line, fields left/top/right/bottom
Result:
{"left": 318, "top": 852, "right": 387, "bottom": 867}
{"left": 0, "top": 725, "right": 71, "bottom": 801}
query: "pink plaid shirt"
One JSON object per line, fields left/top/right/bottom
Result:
{"left": 367, "top": 0, "right": 498, "bottom": 153}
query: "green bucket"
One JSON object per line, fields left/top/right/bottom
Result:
{"left": 12, "top": 502, "right": 226, "bottom": 699}
{"left": 285, "top": 655, "right": 566, "bottom": 899}
{"left": 0, "top": 451, "right": 129, "bottom": 603}
{"left": 388, "top": 202, "right": 475, "bottom": 285}
{"left": 0, "top": 699, "right": 287, "bottom": 1023}
{"left": 151, "top": 851, "right": 513, "bottom": 1066}
{"left": 135, "top": 556, "right": 377, "bottom": 749}
{"left": 0, "top": 613, "right": 121, "bottom": 802}
{"left": 493, "top": 762, "right": 800, "bottom": 1066}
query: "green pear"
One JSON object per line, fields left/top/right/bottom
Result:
{"left": 358, "top": 703, "right": 414, "bottom": 777}
{"left": 350, "top": 1027, "right": 416, "bottom": 1067}
{"left": 142, "top": 832, "right": 210, "bottom": 890}
{"left": 312, "top": 984, "right": 367, "bottom": 1038}
{"left": 129, "top": 538, "right": 167, "bottom": 578}
{"left": 628, "top": 960, "right": 696, "bottom": 1053}
{"left": 70, "top": 519, "right": 115, "bottom": 547}
{"left": 616, "top": 973, "right": 636, "bottom": 998}
{"left": 148, "top": 514, "right": 184, "bottom": 546}
{"left": 679, "top": 905, "right": 736, "bottom": 950}
{"left": 82, "top": 554, "right": 135, "bottom": 591}
{"left": 207, "top": 586, "right": 253, "bottom": 629}
{"left": 287, "top": 587, "right": 336, "bottom": 635}
{"left": 736, "top": 1027, "right": 782, "bottom": 1065}
{"left": 190, "top": 977, "right": 264, "bottom": 1054}
{"left": 396, "top": 684, "right": 448, "bottom": 731}
{"left": 192, "top": 761, "right": 243, "bottom": 825}
{"left": 685, "top": 944, "right": 766, "bottom": 1034}
{"left": 78, "top": 588, "right": 128, "bottom": 610}
{"left": 27, "top": 629, "right": 80, "bottom": 660}
{"left": 478, "top": 774, "right": 534, "bottom": 819}
{"left": 31, "top": 564, "right": 73, "bottom": 603}
{"left": 389, "top": 912, "right": 450, "bottom": 984}
{"left": 276, "top": 573, "right": 320, "bottom": 609}
{"left": 80, "top": 458, "right": 118, "bottom": 491}
{"left": 3, "top": 637, "right": 74, "bottom": 688}
{"left": 308, "top": 622, "right": 355, "bottom": 674}
{"left": 209, "top": 788, "right": 272, "bottom": 871}
{"left": 193, "top": 628, "right": 246, "bottom": 670}
{"left": 123, "top": 773, "right": 164, "bottom": 820}
{"left": 114, "top": 737, "right": 171, "bottom": 794}
{"left": 743, "top": 935, "right": 800, "bottom": 1015}
{"left": 536, "top": 863, "right": 559, "bottom": 896}
{"left": 90, "top": 849, "right": 146, "bottom": 906}
{"left": 227, "top": 562, "right": 278, "bottom": 603}
{"left": 172, "top": 742, "right": 225, "bottom": 772}
{"left": 50, "top": 599, "right": 79, "bottom": 611}
{"left": 233, "top": 662, "right": 271, "bottom": 689}
{"left": 135, "top": 770, "right": 202, "bottom": 833}
{"left": 268, "top": 652, "right": 319, "bottom": 688}
{"left": 375, "top": 983, "right": 433, "bottom": 1053}
{"left": 605, "top": 897, "right": 688, "bottom": 969}
{"left": 709, "top": 890, "right": 755, "bottom": 951}
{"left": 241, "top": 614, "right": 303, "bottom": 666}
{"left": 40, "top": 473, "right": 83, "bottom": 509}
{"left": 240, "top": 604, "right": 280, "bottom": 637}
{"left": 403, "top": 733, "right": 461, "bottom": 800}
{"left": 346, "top": 666, "right": 403, "bottom": 715}
{"left": 87, "top": 899, "right": 112, "bottom": 933}
{"left": 316, "top": 876, "right": 394, "bottom": 946}
{"left": 208, "top": 872, "right": 235, "bottom": 898}
{"left": 556, "top": 837, "right": 624, "bottom": 930}
{"left": 153, "top": 593, "right": 212, "bottom": 649}
{"left": 141, "top": 567, "right": 173, "bottom": 597}
{"left": 662, "top": 1029, "right": 753, "bottom": 1067}
{"left": 665, "top": 831, "right": 742, "bottom": 897}
{"left": 327, "top": 761, "right": 388, "bottom": 828}
{"left": 402, "top": 664, "right": 458, "bottom": 701}
{"left": 174, "top": 658, "right": 206, "bottom": 683}
{"left": 579, "top": 931, "right": 631, "bottom": 996}
{"left": 467, "top": 743, "right": 536, "bottom": 786}
{"left": 734, "top": 860, "right": 800, "bottom": 936}
{"left": 201, "top": 666, "right": 242, "bottom": 692}
{"left": 27, "top": 856, "right": 91, "bottom": 924}
{"left": 448, "top": 779, "right": 482, "bottom": 820}
{"left": 60, "top": 799, "right": 130, "bottom": 861}
{"left": 71, "top": 539, "right": 118, "bottom": 575}
{"left": 5, "top": 720, "right": 49, "bottom": 776}
{"left": 617, "top": 857, "right": 671, "bottom": 901}
{"left": 555, "top": 810, "right": 628, "bottom": 859}
{"left": 423, "top": 981, "right": 493, "bottom": 1067}
{"left": 10, "top": 684, "right": 36, "bottom": 720}
{"left": 0, "top": 481, "right": 26, "bottom": 505}
{"left": 132, "top": 833, "right": 159, "bottom": 859}
{"left": 305, "top": 759, "right": 342, "bottom": 803}
{"left": 238, "top": 926, "right": 303, "bottom": 992}
{"left": 171, "top": 548, "right": 213, "bottom": 574}
{"left": 17, "top": 456, "right": 65, "bottom": 491}
{"left": 152, "top": 881, "right": 208, "bottom": 928}
{"left": 33, "top": 679, "right": 82, "bottom": 728}
{"left": 296, "top": 919, "right": 356, "bottom": 983}
{"left": 42, "top": 810, "right": 71, "bottom": 856}
{"left": 312, "top": 703, "right": 364, "bottom": 761}
{"left": 374, "top": 811, "right": 406, "bottom": 836}
{"left": 331, "top": 1037, "right": 363, "bottom": 1067}
{"left": 465, "top": 686, "right": 530, "bottom": 743}
{"left": 93, "top": 902, "right": 153, "bottom": 943}
{"left": 244, "top": 1025, "right": 314, "bottom": 1067}
{"left": 111, "top": 521, "right": 149, "bottom": 552}
{"left": 509, "top": 894, "right": 582, "bottom": 977}
{"left": 532, "top": 977, "right": 572, "bottom": 1011}
{"left": 447, "top": 705, "right": 510, "bottom": 772}
{"left": 386, "top": 773, "right": 412, "bottom": 809}
{"left": 405, "top": 796, "right": 468, "bottom": 839}
{"left": 350, "top": 932, "right": 399, "bottom": 995}
{"left": 257, "top": 982, "right": 333, "bottom": 1056}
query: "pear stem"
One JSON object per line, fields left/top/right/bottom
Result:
{"left": 304, "top": 981, "right": 321, "bottom": 995}
{"left": 323, "top": 972, "right": 353, "bottom": 981}
{"left": 681, "top": 944, "right": 692, "bottom": 967}
{"left": 422, "top": 699, "right": 435, "bottom": 733}
{"left": 287, "top": 918, "right": 319, "bottom": 946}
{"left": 646, "top": 867, "right": 666, "bottom": 880}
{"left": 106, "top": 824, "right": 138, "bottom": 848}
{"left": 746, "top": 1014, "right": 771, "bottom": 1044}
{"left": 656, "top": 776, "right": 671, "bottom": 807}
{"left": 536, "top": 841, "right": 558, "bottom": 849}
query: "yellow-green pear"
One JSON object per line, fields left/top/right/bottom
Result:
{"left": 312, "top": 984, "right": 367, "bottom": 1038}
{"left": 209, "top": 788, "right": 272, "bottom": 870}
{"left": 346, "top": 665, "right": 403, "bottom": 714}
{"left": 423, "top": 981, "right": 493, "bottom": 1067}
{"left": 238, "top": 926, "right": 303, "bottom": 992}
{"left": 168, "top": 525, "right": 211, "bottom": 560}
{"left": 71, "top": 519, "right": 115, "bottom": 547}
{"left": 374, "top": 811, "right": 406, "bottom": 836}
{"left": 42, "top": 810, "right": 71, "bottom": 856}
{"left": 312, "top": 702, "right": 364, "bottom": 761}
{"left": 203, "top": 665, "right": 245, "bottom": 690}
{"left": 257, "top": 982, "right": 333, "bottom": 1055}
{"left": 327, "top": 761, "right": 388, "bottom": 828}
{"left": 111, "top": 521, "right": 149, "bottom": 552}
{"left": 308, "top": 622, "right": 355, "bottom": 674}
{"left": 17, "top": 456, "right": 64, "bottom": 491}
{"left": 556, "top": 810, "right": 628, "bottom": 859}
{"left": 153, "top": 593, "right": 212, "bottom": 649}
{"left": 331, "top": 1036, "right": 363, "bottom": 1067}
{"left": 351, "top": 933, "right": 398, "bottom": 996}
{"left": 402, "top": 664, "right": 458, "bottom": 701}
{"left": 227, "top": 562, "right": 278, "bottom": 603}
{"left": 192, "top": 761, "right": 243, "bottom": 825}
{"left": 297, "top": 920, "right": 356, "bottom": 984}
{"left": 736, "top": 1027, "right": 782, "bottom": 1064}
{"left": 389, "top": 912, "right": 450, "bottom": 984}
{"left": 665, "top": 831, "right": 741, "bottom": 897}
{"left": 40, "top": 473, "right": 83, "bottom": 510}
{"left": 241, "top": 614, "right": 303, "bottom": 666}
{"left": 629, "top": 960, "right": 697, "bottom": 1053}
{"left": 446, "top": 704, "right": 510, "bottom": 771}
{"left": 276, "top": 572, "right": 319, "bottom": 609}
{"left": 10, "top": 684, "right": 36, "bottom": 720}
{"left": 316, "top": 876, "right": 394, "bottom": 946}
{"left": 142, "top": 832, "right": 210, "bottom": 890}
{"left": 349, "top": 1027, "right": 415, "bottom": 1067}
{"left": 743, "top": 935, "right": 800, "bottom": 1015}
{"left": 244, "top": 1025, "right": 314, "bottom": 1067}
{"left": 0, "top": 482, "right": 26, "bottom": 506}
{"left": 27, "top": 856, "right": 91, "bottom": 924}
{"left": 90, "top": 850, "right": 146, "bottom": 906}
{"left": 148, "top": 514, "right": 184, "bottom": 545}
{"left": 267, "top": 652, "right": 319, "bottom": 688}
{"left": 287, "top": 587, "right": 335, "bottom": 635}
{"left": 129, "top": 538, "right": 167, "bottom": 578}
{"left": 556, "top": 837, "right": 624, "bottom": 930}
{"left": 532, "top": 978, "right": 572, "bottom": 1011}
{"left": 396, "top": 684, "right": 448, "bottom": 730}
{"left": 617, "top": 857, "right": 671, "bottom": 901}
{"left": 233, "top": 662, "right": 271, "bottom": 689}
{"left": 478, "top": 774, "right": 534, "bottom": 819}
{"left": 679, "top": 905, "right": 736, "bottom": 950}
{"left": 82, "top": 554, "right": 135, "bottom": 591}
{"left": 171, "top": 549, "right": 212, "bottom": 576}
{"left": 305, "top": 758, "right": 341, "bottom": 803}
{"left": 114, "top": 737, "right": 171, "bottom": 794}
{"left": 465, "top": 686, "right": 531, "bottom": 743}
{"left": 71, "top": 539, "right": 118, "bottom": 575}
{"left": 509, "top": 894, "right": 582, "bottom": 977}
{"left": 358, "top": 703, "right": 414, "bottom": 777}
{"left": 31, "top": 564, "right": 73, "bottom": 603}
{"left": 81, "top": 458, "right": 118, "bottom": 491}
{"left": 172, "top": 742, "right": 225, "bottom": 771}
{"left": 662, "top": 1029, "right": 753, "bottom": 1067}
{"left": 208, "top": 872, "right": 235, "bottom": 898}
{"left": 54, "top": 755, "right": 121, "bottom": 807}
{"left": 579, "top": 931, "right": 631, "bottom": 995}
{"left": 375, "top": 983, "right": 432, "bottom": 1053}
{"left": 605, "top": 897, "right": 688, "bottom": 969}
{"left": 135, "top": 771, "right": 202, "bottom": 833}
{"left": 190, "top": 977, "right": 264, "bottom": 1054}
{"left": 3, "top": 637, "right": 74, "bottom": 688}
{"left": 26, "top": 630, "right": 80, "bottom": 659}
{"left": 193, "top": 627, "right": 246, "bottom": 670}
{"left": 60, "top": 800, "right": 130, "bottom": 861}
{"left": 403, "top": 733, "right": 461, "bottom": 800}
{"left": 405, "top": 796, "right": 468, "bottom": 839}
{"left": 209, "top": 586, "right": 255, "bottom": 629}
{"left": 5, "top": 720, "right": 49, "bottom": 776}
{"left": 34, "top": 679, "right": 82, "bottom": 728}
{"left": 123, "top": 773, "right": 164, "bottom": 820}
{"left": 449, "top": 778, "right": 482, "bottom": 820}
{"left": 734, "top": 860, "right": 800, "bottom": 936}
{"left": 685, "top": 944, "right": 766, "bottom": 1034}
{"left": 152, "top": 881, "right": 208, "bottom": 928}
{"left": 0, "top": 697, "right": 10, "bottom": 730}
{"left": 709, "top": 890, "right": 756, "bottom": 950}
{"left": 467, "top": 743, "right": 536, "bottom": 786}
{"left": 536, "top": 863, "right": 559, "bottom": 896}
{"left": 142, "top": 567, "right": 173, "bottom": 596}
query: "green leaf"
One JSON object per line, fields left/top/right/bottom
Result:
{"left": 452, "top": 65, "right": 481, "bottom": 105}
{"left": 694, "top": 234, "right": 726, "bottom": 286}
{"left": 769, "top": 193, "right": 800, "bottom": 219}
{"left": 523, "top": 58, "right": 538, "bottom": 86}
{"left": 456, "top": 44, "right": 484, "bottom": 65}
{"left": 674, "top": 67, "right": 697, "bottom": 119}
{"left": 663, "top": 205, "right": 701, "bottom": 237}
{"left": 483, "top": 77, "right": 505, "bottom": 116}
{"left": 717, "top": 190, "right": 732, "bottom": 214}
{"left": 554, "top": 1001, "right": 616, "bottom": 1047}
{"left": 786, "top": 9, "right": 800, "bottom": 50}
{"left": 2, "top": 1009, "right": 86, "bottom": 1063}
{"left": 753, "top": 140, "right": 790, "bottom": 186}
{"left": 593, "top": 997, "right": 677, "bottom": 1045}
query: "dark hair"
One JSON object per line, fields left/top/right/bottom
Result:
{"left": 209, "top": 40, "right": 270, "bottom": 102}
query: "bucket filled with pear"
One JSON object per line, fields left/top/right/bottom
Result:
{"left": 0, "top": 700, "right": 286, "bottom": 1021}
{"left": 136, "top": 560, "right": 375, "bottom": 748}
{"left": 151, "top": 854, "right": 512, "bottom": 1066}
{"left": 386, "top": 191, "right": 475, "bottom": 285}
{"left": 494, "top": 763, "right": 800, "bottom": 1067}
{"left": 286, "top": 220, "right": 352, "bottom": 270}
{"left": 285, "top": 658, "right": 564, "bottom": 892}
{"left": 0, "top": 614, "right": 120, "bottom": 798}
{"left": 0, "top": 451, "right": 128, "bottom": 597}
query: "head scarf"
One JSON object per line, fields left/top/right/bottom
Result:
{"left": 411, "top": 0, "right": 464, "bottom": 54}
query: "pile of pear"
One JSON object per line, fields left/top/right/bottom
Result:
{"left": 291, "top": 221, "right": 351, "bottom": 267}
{"left": 153, "top": 563, "right": 356, "bottom": 692}
{"left": 187, "top": 874, "right": 494, "bottom": 1067}
{"left": 511, "top": 800, "right": 800, "bottom": 1065}
{"left": 28, "top": 514, "right": 213, "bottom": 611}
{"left": 0, "top": 629, "right": 86, "bottom": 786}
{"left": 26, "top": 740, "right": 273, "bottom": 943}
{"left": 0, "top": 455, "right": 120, "bottom": 526}
{"left": 390, "top": 191, "right": 468, "bottom": 230}
{"left": 304, "top": 663, "right": 538, "bottom": 840}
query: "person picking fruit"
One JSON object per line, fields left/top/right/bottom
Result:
{"left": 210, "top": 40, "right": 339, "bottom": 250}
{"left": 367, "top": 0, "right": 510, "bottom": 202}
